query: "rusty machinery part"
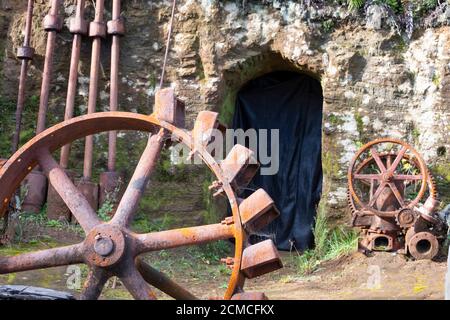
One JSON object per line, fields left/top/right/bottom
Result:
{"left": 0, "top": 90, "right": 282, "bottom": 300}
{"left": 348, "top": 138, "right": 431, "bottom": 218}
{"left": 106, "top": 0, "right": 124, "bottom": 173}
{"left": 83, "top": 0, "right": 106, "bottom": 180}
{"left": 348, "top": 151, "right": 439, "bottom": 226}
{"left": 60, "top": 0, "right": 88, "bottom": 169}
{"left": 358, "top": 228, "right": 404, "bottom": 253}
{"left": 36, "top": 0, "right": 62, "bottom": 135}
{"left": 395, "top": 208, "right": 418, "bottom": 229}
{"left": 348, "top": 153, "right": 438, "bottom": 223}
{"left": 405, "top": 228, "right": 440, "bottom": 260}
{"left": 12, "top": 0, "right": 35, "bottom": 154}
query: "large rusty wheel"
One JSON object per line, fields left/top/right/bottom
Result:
{"left": 348, "top": 138, "right": 429, "bottom": 218}
{"left": 0, "top": 109, "right": 282, "bottom": 300}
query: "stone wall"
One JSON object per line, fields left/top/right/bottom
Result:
{"left": 2, "top": 1, "right": 450, "bottom": 222}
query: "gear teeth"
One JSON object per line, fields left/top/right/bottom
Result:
{"left": 347, "top": 187, "right": 358, "bottom": 216}
{"left": 427, "top": 168, "right": 438, "bottom": 202}
{"left": 241, "top": 239, "right": 282, "bottom": 279}
{"left": 219, "top": 144, "right": 259, "bottom": 193}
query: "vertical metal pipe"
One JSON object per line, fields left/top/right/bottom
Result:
{"left": 12, "top": 0, "right": 34, "bottom": 154}
{"left": 83, "top": 0, "right": 105, "bottom": 180}
{"left": 107, "top": 0, "right": 122, "bottom": 172}
{"left": 60, "top": 0, "right": 87, "bottom": 169}
{"left": 36, "top": 0, "right": 62, "bottom": 135}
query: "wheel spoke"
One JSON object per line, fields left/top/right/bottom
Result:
{"left": 389, "top": 146, "right": 407, "bottom": 172}
{"left": 368, "top": 182, "right": 387, "bottom": 207}
{"left": 80, "top": 267, "right": 110, "bottom": 300}
{"left": 136, "top": 257, "right": 197, "bottom": 300}
{"left": 37, "top": 149, "right": 101, "bottom": 232}
{"left": 111, "top": 129, "right": 165, "bottom": 227}
{"left": 370, "top": 148, "right": 386, "bottom": 172}
{"left": 135, "top": 223, "right": 235, "bottom": 254}
{"left": 387, "top": 182, "right": 405, "bottom": 207}
{"left": 393, "top": 174, "right": 422, "bottom": 180}
{"left": 354, "top": 174, "right": 380, "bottom": 181}
{"left": 118, "top": 262, "right": 157, "bottom": 300}
{"left": 0, "top": 243, "right": 83, "bottom": 274}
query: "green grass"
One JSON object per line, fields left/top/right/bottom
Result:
{"left": 294, "top": 203, "right": 359, "bottom": 275}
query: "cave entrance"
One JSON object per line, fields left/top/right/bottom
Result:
{"left": 232, "top": 71, "right": 323, "bottom": 251}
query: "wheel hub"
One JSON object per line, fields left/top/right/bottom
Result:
{"left": 94, "top": 235, "right": 114, "bottom": 257}
{"left": 84, "top": 224, "right": 126, "bottom": 267}
{"left": 381, "top": 171, "right": 393, "bottom": 182}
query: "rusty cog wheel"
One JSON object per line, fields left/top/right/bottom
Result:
{"left": 348, "top": 138, "right": 430, "bottom": 218}
{"left": 0, "top": 98, "right": 282, "bottom": 299}
{"left": 348, "top": 153, "right": 437, "bottom": 219}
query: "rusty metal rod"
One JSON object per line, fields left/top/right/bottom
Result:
{"left": 37, "top": 149, "right": 101, "bottom": 232}
{"left": 111, "top": 129, "right": 165, "bottom": 227}
{"left": 135, "top": 223, "right": 235, "bottom": 253}
{"left": 83, "top": 0, "right": 105, "bottom": 179}
{"left": 80, "top": 267, "right": 110, "bottom": 300}
{"left": 0, "top": 243, "right": 83, "bottom": 274}
{"left": 12, "top": 0, "right": 34, "bottom": 154}
{"left": 107, "top": 0, "right": 122, "bottom": 172}
{"left": 36, "top": 0, "right": 61, "bottom": 135}
{"left": 117, "top": 262, "right": 157, "bottom": 300}
{"left": 60, "top": 0, "right": 87, "bottom": 169}
{"left": 136, "top": 257, "right": 197, "bottom": 300}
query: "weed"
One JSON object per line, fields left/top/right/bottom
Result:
{"left": 347, "top": 0, "right": 365, "bottom": 11}
{"left": 432, "top": 72, "right": 441, "bottom": 87}
{"left": 294, "top": 202, "right": 358, "bottom": 275}
{"left": 322, "top": 19, "right": 335, "bottom": 33}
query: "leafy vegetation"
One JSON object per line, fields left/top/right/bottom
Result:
{"left": 345, "top": 0, "right": 440, "bottom": 14}
{"left": 294, "top": 202, "right": 359, "bottom": 275}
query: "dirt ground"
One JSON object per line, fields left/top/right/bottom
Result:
{"left": 0, "top": 226, "right": 447, "bottom": 300}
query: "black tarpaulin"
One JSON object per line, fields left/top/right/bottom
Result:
{"left": 232, "top": 71, "right": 323, "bottom": 251}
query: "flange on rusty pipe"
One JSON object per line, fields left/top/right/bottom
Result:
{"left": 99, "top": 0, "right": 126, "bottom": 209}
{"left": 81, "top": 0, "right": 107, "bottom": 211}
{"left": 47, "top": 0, "right": 88, "bottom": 222}
{"left": 23, "top": 0, "right": 62, "bottom": 213}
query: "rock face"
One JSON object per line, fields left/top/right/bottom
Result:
{"left": 2, "top": 1, "right": 450, "bottom": 221}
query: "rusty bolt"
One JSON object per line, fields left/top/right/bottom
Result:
{"left": 94, "top": 234, "right": 114, "bottom": 257}
{"left": 221, "top": 257, "right": 234, "bottom": 269}
{"left": 221, "top": 217, "right": 234, "bottom": 225}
